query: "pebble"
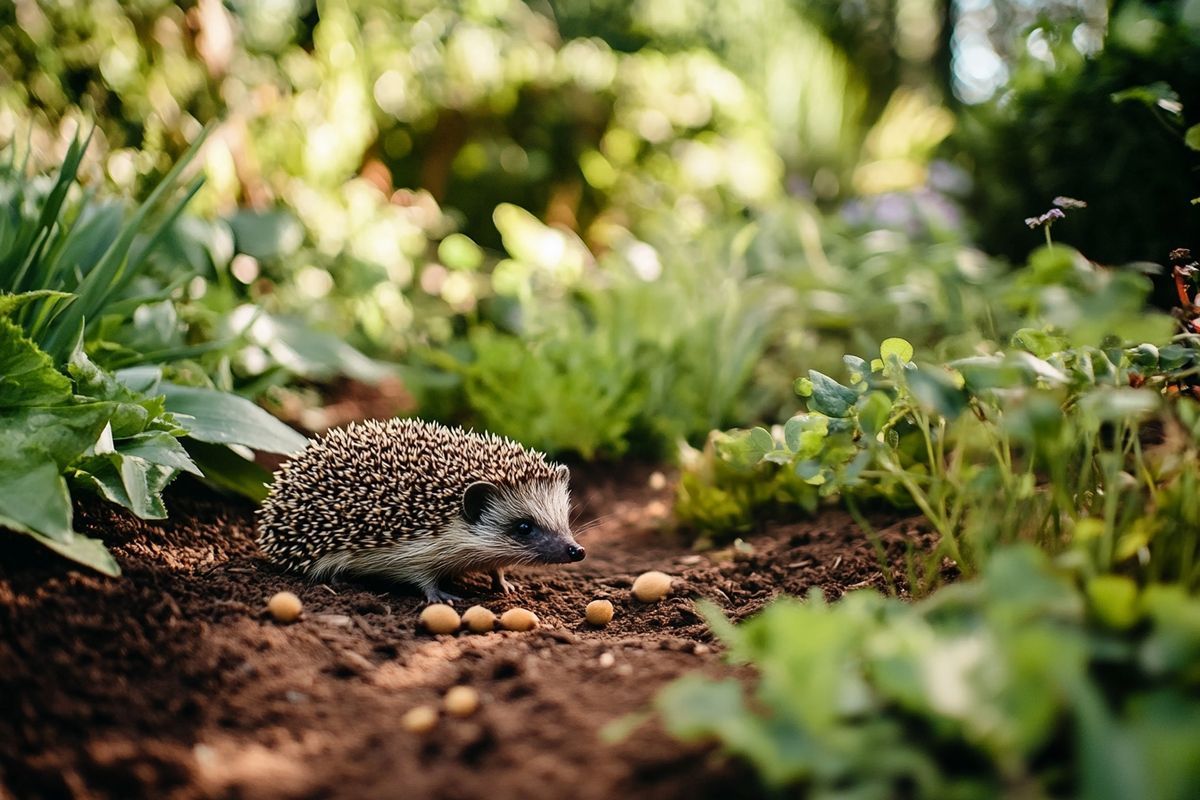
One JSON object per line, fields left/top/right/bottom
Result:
{"left": 585, "top": 600, "right": 614, "bottom": 626}
{"left": 267, "top": 591, "right": 303, "bottom": 623}
{"left": 402, "top": 705, "right": 439, "bottom": 734}
{"left": 632, "top": 571, "right": 673, "bottom": 602}
{"left": 419, "top": 604, "right": 461, "bottom": 634}
{"left": 444, "top": 686, "right": 480, "bottom": 717}
{"left": 461, "top": 605, "right": 497, "bottom": 633}
{"left": 499, "top": 608, "right": 539, "bottom": 631}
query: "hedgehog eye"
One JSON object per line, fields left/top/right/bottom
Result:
{"left": 512, "top": 519, "right": 534, "bottom": 537}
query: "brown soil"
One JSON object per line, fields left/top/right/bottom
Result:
{"left": 0, "top": 464, "right": 927, "bottom": 800}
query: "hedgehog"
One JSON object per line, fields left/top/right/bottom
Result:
{"left": 256, "top": 418, "right": 585, "bottom": 603}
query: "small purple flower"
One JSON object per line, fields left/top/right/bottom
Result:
{"left": 1025, "top": 208, "right": 1066, "bottom": 229}
{"left": 1052, "top": 196, "right": 1087, "bottom": 209}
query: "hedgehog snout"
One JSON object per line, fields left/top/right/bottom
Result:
{"left": 527, "top": 528, "right": 586, "bottom": 564}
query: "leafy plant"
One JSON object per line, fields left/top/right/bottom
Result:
{"left": 678, "top": 244, "right": 1200, "bottom": 592}
{"left": 648, "top": 546, "right": 1200, "bottom": 798}
{"left": 0, "top": 129, "right": 206, "bottom": 364}
{"left": 0, "top": 137, "right": 308, "bottom": 575}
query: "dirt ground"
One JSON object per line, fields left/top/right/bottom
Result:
{"left": 0, "top": 464, "right": 928, "bottom": 800}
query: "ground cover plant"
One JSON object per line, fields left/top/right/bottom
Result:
{"left": 659, "top": 222, "right": 1200, "bottom": 793}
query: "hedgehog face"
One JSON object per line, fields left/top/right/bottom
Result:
{"left": 461, "top": 466, "right": 584, "bottom": 565}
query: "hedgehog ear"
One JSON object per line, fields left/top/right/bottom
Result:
{"left": 462, "top": 481, "right": 497, "bottom": 524}
{"left": 553, "top": 464, "right": 570, "bottom": 483}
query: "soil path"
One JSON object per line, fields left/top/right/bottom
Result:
{"left": 0, "top": 465, "right": 924, "bottom": 800}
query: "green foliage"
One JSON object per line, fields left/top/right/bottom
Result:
{"left": 0, "top": 141, "right": 308, "bottom": 574}
{"left": 651, "top": 546, "right": 1200, "bottom": 798}
{"left": 0, "top": 129, "right": 206, "bottom": 363}
{"left": 452, "top": 322, "right": 643, "bottom": 460}
{"left": 677, "top": 244, "right": 1200, "bottom": 592}
{"left": 952, "top": 6, "right": 1200, "bottom": 268}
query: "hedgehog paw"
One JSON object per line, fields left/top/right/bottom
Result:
{"left": 492, "top": 569, "right": 519, "bottom": 594}
{"left": 423, "top": 585, "right": 462, "bottom": 604}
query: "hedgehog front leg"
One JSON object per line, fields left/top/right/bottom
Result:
{"left": 492, "top": 568, "right": 518, "bottom": 594}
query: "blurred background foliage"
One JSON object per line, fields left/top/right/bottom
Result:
{"left": 1, "top": 0, "right": 1197, "bottom": 458}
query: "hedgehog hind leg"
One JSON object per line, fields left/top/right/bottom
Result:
{"left": 419, "top": 578, "right": 462, "bottom": 605}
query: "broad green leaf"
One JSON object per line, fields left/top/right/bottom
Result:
{"left": 1013, "top": 328, "right": 1069, "bottom": 359}
{"left": 0, "top": 317, "right": 72, "bottom": 406}
{"left": 74, "top": 453, "right": 175, "bottom": 520}
{"left": 1078, "top": 388, "right": 1160, "bottom": 423}
{"left": 1087, "top": 576, "right": 1140, "bottom": 630}
{"left": 857, "top": 391, "right": 892, "bottom": 436}
{"left": 783, "top": 416, "right": 803, "bottom": 451}
{"left": 806, "top": 370, "right": 858, "bottom": 417}
{"left": 1009, "top": 351, "right": 1068, "bottom": 385}
{"left": 256, "top": 315, "right": 393, "bottom": 383}
{"left": 116, "top": 430, "right": 201, "bottom": 476}
{"left": 880, "top": 337, "right": 914, "bottom": 365}
{"left": 68, "top": 340, "right": 167, "bottom": 437}
{"left": 160, "top": 383, "right": 307, "bottom": 454}
{"left": 1186, "top": 124, "right": 1200, "bottom": 152}
{"left": 748, "top": 427, "right": 775, "bottom": 459}
{"left": 226, "top": 208, "right": 304, "bottom": 260}
{"left": 0, "top": 402, "right": 115, "bottom": 469}
{"left": 35, "top": 530, "right": 120, "bottom": 576}
{"left": 905, "top": 366, "right": 967, "bottom": 420}
{"left": 0, "top": 460, "right": 73, "bottom": 541}
{"left": 185, "top": 440, "right": 273, "bottom": 502}
{"left": 842, "top": 354, "right": 868, "bottom": 384}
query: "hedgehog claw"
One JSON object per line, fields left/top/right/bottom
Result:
{"left": 423, "top": 586, "right": 462, "bottom": 604}
{"left": 492, "top": 569, "right": 519, "bottom": 594}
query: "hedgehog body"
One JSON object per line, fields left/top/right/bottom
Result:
{"left": 256, "top": 419, "right": 584, "bottom": 602}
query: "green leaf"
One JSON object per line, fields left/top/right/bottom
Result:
{"left": 0, "top": 403, "right": 115, "bottom": 470}
{"left": 0, "top": 289, "right": 73, "bottom": 317}
{"left": 880, "top": 337, "right": 914, "bottom": 365}
{"left": 74, "top": 454, "right": 175, "bottom": 520}
{"left": 68, "top": 340, "right": 168, "bottom": 436}
{"left": 905, "top": 366, "right": 967, "bottom": 420}
{"left": 857, "top": 391, "right": 892, "bottom": 436}
{"left": 842, "top": 354, "right": 868, "bottom": 384}
{"left": 116, "top": 431, "right": 201, "bottom": 476}
{"left": 184, "top": 440, "right": 273, "bottom": 502}
{"left": 226, "top": 208, "right": 304, "bottom": 260}
{"left": 1087, "top": 576, "right": 1140, "bottom": 630}
{"left": 1186, "top": 124, "right": 1200, "bottom": 152}
{"left": 0, "top": 317, "right": 72, "bottom": 406}
{"left": 0, "top": 460, "right": 74, "bottom": 541}
{"left": 748, "top": 427, "right": 775, "bottom": 459}
{"left": 783, "top": 416, "right": 803, "bottom": 451}
{"left": 159, "top": 383, "right": 307, "bottom": 454}
{"left": 806, "top": 370, "right": 859, "bottom": 417}
{"left": 656, "top": 675, "right": 750, "bottom": 741}
{"left": 1078, "top": 388, "right": 1160, "bottom": 423}
{"left": 254, "top": 315, "right": 393, "bottom": 383}
{"left": 34, "top": 530, "right": 121, "bottom": 576}
{"left": 1013, "top": 328, "right": 1070, "bottom": 359}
